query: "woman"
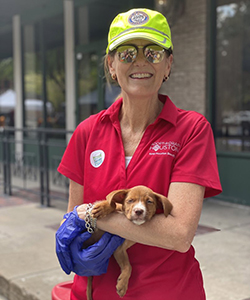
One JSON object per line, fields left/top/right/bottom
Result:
{"left": 56, "top": 8, "right": 222, "bottom": 300}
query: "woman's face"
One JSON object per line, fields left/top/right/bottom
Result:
{"left": 108, "top": 39, "right": 173, "bottom": 99}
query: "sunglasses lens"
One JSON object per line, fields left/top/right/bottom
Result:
{"left": 117, "top": 46, "right": 137, "bottom": 63}
{"left": 116, "top": 44, "right": 165, "bottom": 63}
{"left": 144, "top": 45, "right": 165, "bottom": 63}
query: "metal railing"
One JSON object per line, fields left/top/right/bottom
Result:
{"left": 0, "top": 127, "right": 73, "bottom": 207}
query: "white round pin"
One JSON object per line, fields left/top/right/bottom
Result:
{"left": 90, "top": 150, "right": 105, "bottom": 168}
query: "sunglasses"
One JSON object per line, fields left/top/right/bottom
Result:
{"left": 116, "top": 44, "right": 166, "bottom": 64}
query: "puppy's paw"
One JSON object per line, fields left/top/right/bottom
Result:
{"left": 116, "top": 276, "right": 128, "bottom": 298}
{"left": 92, "top": 201, "right": 115, "bottom": 219}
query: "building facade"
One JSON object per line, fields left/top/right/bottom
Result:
{"left": 0, "top": 0, "right": 249, "bottom": 204}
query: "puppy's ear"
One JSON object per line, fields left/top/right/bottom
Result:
{"left": 154, "top": 193, "right": 173, "bottom": 217}
{"left": 106, "top": 189, "right": 129, "bottom": 209}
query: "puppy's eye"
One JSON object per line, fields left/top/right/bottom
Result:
{"left": 147, "top": 199, "right": 154, "bottom": 204}
{"left": 127, "top": 199, "right": 135, "bottom": 203}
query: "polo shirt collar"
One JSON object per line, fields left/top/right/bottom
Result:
{"left": 158, "top": 94, "right": 178, "bottom": 126}
{"left": 100, "top": 94, "right": 178, "bottom": 127}
{"left": 100, "top": 97, "right": 122, "bottom": 124}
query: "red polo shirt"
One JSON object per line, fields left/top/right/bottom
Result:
{"left": 58, "top": 95, "right": 222, "bottom": 300}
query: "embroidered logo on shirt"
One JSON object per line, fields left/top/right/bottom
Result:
{"left": 90, "top": 150, "right": 105, "bottom": 168}
{"left": 149, "top": 141, "right": 181, "bottom": 157}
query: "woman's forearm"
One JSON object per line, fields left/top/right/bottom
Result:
{"left": 97, "top": 212, "right": 192, "bottom": 253}
{"left": 97, "top": 183, "right": 204, "bottom": 252}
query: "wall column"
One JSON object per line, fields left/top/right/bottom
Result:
{"left": 13, "top": 15, "right": 23, "bottom": 154}
{"left": 64, "top": 0, "right": 76, "bottom": 141}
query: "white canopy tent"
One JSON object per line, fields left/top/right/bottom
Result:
{"left": 0, "top": 89, "right": 53, "bottom": 114}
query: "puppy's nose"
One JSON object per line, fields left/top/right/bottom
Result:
{"left": 134, "top": 209, "right": 144, "bottom": 216}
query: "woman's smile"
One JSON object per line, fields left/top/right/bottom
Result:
{"left": 129, "top": 72, "right": 153, "bottom": 79}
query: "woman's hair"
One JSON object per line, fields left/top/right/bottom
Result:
{"left": 103, "top": 47, "right": 173, "bottom": 84}
{"left": 103, "top": 49, "right": 116, "bottom": 84}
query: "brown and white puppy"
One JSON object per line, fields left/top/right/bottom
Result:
{"left": 86, "top": 185, "right": 173, "bottom": 299}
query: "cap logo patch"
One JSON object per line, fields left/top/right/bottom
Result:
{"left": 128, "top": 11, "right": 149, "bottom": 25}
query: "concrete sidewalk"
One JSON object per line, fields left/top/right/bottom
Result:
{"left": 0, "top": 194, "right": 250, "bottom": 300}
{"left": 193, "top": 200, "right": 250, "bottom": 300}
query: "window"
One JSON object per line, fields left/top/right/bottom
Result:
{"left": 216, "top": 0, "right": 250, "bottom": 152}
{"left": 0, "top": 30, "right": 14, "bottom": 127}
{"left": 23, "top": 14, "right": 65, "bottom": 130}
{"left": 75, "top": 3, "right": 122, "bottom": 123}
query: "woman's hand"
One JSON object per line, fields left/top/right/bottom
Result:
{"left": 55, "top": 205, "right": 124, "bottom": 276}
{"left": 69, "top": 231, "right": 124, "bottom": 276}
{"left": 56, "top": 206, "right": 86, "bottom": 274}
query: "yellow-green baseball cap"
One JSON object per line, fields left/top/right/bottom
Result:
{"left": 106, "top": 8, "right": 173, "bottom": 54}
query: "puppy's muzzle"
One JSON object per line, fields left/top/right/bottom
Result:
{"left": 131, "top": 204, "right": 146, "bottom": 225}
{"left": 134, "top": 208, "right": 144, "bottom": 216}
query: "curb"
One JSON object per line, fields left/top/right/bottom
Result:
{"left": 0, "top": 275, "right": 39, "bottom": 300}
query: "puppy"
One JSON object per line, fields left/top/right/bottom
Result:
{"left": 85, "top": 185, "right": 173, "bottom": 300}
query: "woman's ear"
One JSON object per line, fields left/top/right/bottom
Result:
{"left": 169, "top": 54, "right": 173, "bottom": 64}
{"left": 108, "top": 55, "right": 116, "bottom": 75}
{"left": 165, "top": 54, "right": 173, "bottom": 77}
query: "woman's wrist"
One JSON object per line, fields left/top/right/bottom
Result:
{"left": 61, "top": 206, "right": 86, "bottom": 229}
{"left": 84, "top": 203, "right": 97, "bottom": 233}
{"left": 76, "top": 204, "right": 87, "bottom": 220}
{"left": 76, "top": 204, "right": 97, "bottom": 233}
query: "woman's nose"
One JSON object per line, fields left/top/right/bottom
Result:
{"left": 134, "top": 48, "right": 147, "bottom": 65}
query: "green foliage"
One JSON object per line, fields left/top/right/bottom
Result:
{"left": 0, "top": 57, "right": 13, "bottom": 82}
